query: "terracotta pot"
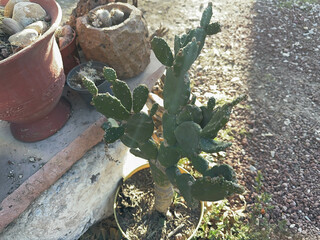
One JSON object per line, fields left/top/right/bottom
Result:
{"left": 76, "top": 2, "right": 151, "bottom": 79}
{"left": 0, "top": 0, "right": 71, "bottom": 142}
{"left": 114, "top": 163, "right": 204, "bottom": 240}
{"left": 60, "top": 29, "right": 80, "bottom": 75}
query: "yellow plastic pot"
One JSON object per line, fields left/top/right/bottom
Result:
{"left": 114, "top": 163, "right": 204, "bottom": 239}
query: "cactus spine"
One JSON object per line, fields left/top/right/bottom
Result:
{"left": 84, "top": 3, "right": 245, "bottom": 214}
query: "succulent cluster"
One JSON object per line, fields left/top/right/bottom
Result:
{"left": 83, "top": 3, "right": 245, "bottom": 211}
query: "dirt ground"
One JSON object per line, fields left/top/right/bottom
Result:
{"left": 139, "top": 0, "right": 319, "bottom": 238}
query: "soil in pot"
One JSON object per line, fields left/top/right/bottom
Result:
{"left": 115, "top": 168, "right": 202, "bottom": 240}
{"left": 68, "top": 61, "right": 106, "bottom": 90}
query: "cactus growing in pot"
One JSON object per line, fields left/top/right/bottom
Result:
{"left": 84, "top": 0, "right": 245, "bottom": 229}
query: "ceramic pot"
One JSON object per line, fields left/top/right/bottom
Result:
{"left": 114, "top": 163, "right": 204, "bottom": 240}
{"left": 60, "top": 29, "right": 80, "bottom": 75}
{"left": 76, "top": 2, "right": 151, "bottom": 79}
{"left": 66, "top": 61, "right": 112, "bottom": 105}
{"left": 0, "top": 0, "right": 71, "bottom": 142}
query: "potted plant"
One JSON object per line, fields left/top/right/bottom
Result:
{"left": 66, "top": 61, "right": 112, "bottom": 105}
{"left": 76, "top": 2, "right": 150, "bottom": 79}
{"left": 83, "top": 3, "right": 245, "bottom": 239}
{"left": 0, "top": 0, "right": 70, "bottom": 142}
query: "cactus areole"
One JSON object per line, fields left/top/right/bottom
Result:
{"left": 84, "top": 2, "right": 246, "bottom": 215}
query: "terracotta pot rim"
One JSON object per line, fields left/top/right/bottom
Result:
{"left": 113, "top": 162, "right": 205, "bottom": 240}
{"left": 0, "top": 0, "right": 62, "bottom": 64}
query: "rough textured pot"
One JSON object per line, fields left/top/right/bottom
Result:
{"left": 66, "top": 61, "right": 112, "bottom": 105}
{"left": 114, "top": 163, "right": 204, "bottom": 240}
{"left": 0, "top": 0, "right": 70, "bottom": 142}
{"left": 76, "top": 2, "right": 151, "bottom": 79}
{"left": 60, "top": 29, "right": 80, "bottom": 75}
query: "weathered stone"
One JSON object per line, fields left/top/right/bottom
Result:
{"left": 76, "top": 2, "right": 151, "bottom": 79}
{"left": 4, "top": 0, "right": 29, "bottom": 18}
{"left": 8, "top": 28, "right": 39, "bottom": 47}
{"left": 25, "top": 21, "right": 48, "bottom": 34}
{"left": 0, "top": 141, "right": 146, "bottom": 240}
{"left": 1, "top": 17, "right": 24, "bottom": 36}
{"left": 12, "top": 2, "right": 47, "bottom": 27}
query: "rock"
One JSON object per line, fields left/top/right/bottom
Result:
{"left": 1, "top": 17, "right": 24, "bottom": 36}
{"left": 249, "top": 165, "right": 257, "bottom": 172}
{"left": 25, "top": 21, "right": 48, "bottom": 34}
{"left": 76, "top": 3, "right": 150, "bottom": 79}
{"left": 12, "top": 2, "right": 47, "bottom": 27}
{"left": 4, "top": 0, "right": 29, "bottom": 18}
{"left": 8, "top": 29, "right": 39, "bottom": 48}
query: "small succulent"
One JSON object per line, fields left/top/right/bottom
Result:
{"left": 83, "top": 2, "right": 245, "bottom": 213}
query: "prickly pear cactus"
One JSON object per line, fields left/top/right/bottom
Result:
{"left": 84, "top": 2, "right": 246, "bottom": 213}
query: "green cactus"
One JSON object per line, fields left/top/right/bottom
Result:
{"left": 132, "top": 85, "right": 149, "bottom": 113}
{"left": 204, "top": 164, "right": 237, "bottom": 182}
{"left": 176, "top": 104, "right": 203, "bottom": 125}
{"left": 199, "top": 138, "right": 232, "bottom": 153}
{"left": 103, "top": 67, "right": 132, "bottom": 112}
{"left": 104, "top": 126, "right": 124, "bottom": 143}
{"left": 83, "top": 2, "right": 246, "bottom": 215}
{"left": 151, "top": 37, "right": 174, "bottom": 67}
{"left": 125, "top": 112, "right": 154, "bottom": 143}
{"left": 191, "top": 176, "right": 244, "bottom": 201}
{"left": 162, "top": 112, "right": 177, "bottom": 145}
{"left": 174, "top": 121, "right": 202, "bottom": 155}
{"left": 92, "top": 93, "right": 130, "bottom": 121}
{"left": 158, "top": 142, "right": 181, "bottom": 168}
{"left": 188, "top": 154, "right": 209, "bottom": 175}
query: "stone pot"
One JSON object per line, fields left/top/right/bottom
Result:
{"left": 114, "top": 163, "right": 204, "bottom": 239}
{"left": 76, "top": 2, "right": 151, "bottom": 79}
{"left": 0, "top": 0, "right": 70, "bottom": 142}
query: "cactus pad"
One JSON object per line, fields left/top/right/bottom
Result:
{"left": 110, "top": 79, "right": 132, "bottom": 112}
{"left": 104, "top": 126, "right": 125, "bottom": 143}
{"left": 125, "top": 113, "right": 154, "bottom": 143}
{"left": 81, "top": 76, "right": 98, "bottom": 96}
{"left": 174, "top": 121, "right": 201, "bottom": 154}
{"left": 173, "top": 39, "right": 199, "bottom": 76}
{"left": 133, "top": 85, "right": 149, "bottom": 113}
{"left": 158, "top": 142, "right": 181, "bottom": 168}
{"left": 139, "top": 139, "right": 158, "bottom": 160}
{"left": 162, "top": 112, "right": 177, "bottom": 145}
{"left": 188, "top": 154, "right": 209, "bottom": 175}
{"left": 176, "top": 104, "right": 203, "bottom": 125}
{"left": 130, "top": 148, "right": 148, "bottom": 160}
{"left": 163, "top": 69, "right": 191, "bottom": 114}
{"left": 176, "top": 173, "right": 198, "bottom": 208}
{"left": 205, "top": 22, "right": 221, "bottom": 35}
{"left": 191, "top": 176, "right": 244, "bottom": 201}
{"left": 200, "top": 2, "right": 213, "bottom": 28}
{"left": 200, "top": 95, "right": 246, "bottom": 138}
{"left": 165, "top": 166, "right": 181, "bottom": 187}
{"left": 120, "top": 134, "right": 139, "bottom": 148}
{"left": 103, "top": 67, "right": 117, "bottom": 82}
{"left": 149, "top": 103, "right": 159, "bottom": 117}
{"left": 151, "top": 37, "right": 174, "bottom": 67}
{"left": 200, "top": 138, "right": 232, "bottom": 153}
{"left": 204, "top": 164, "right": 236, "bottom": 182}
{"left": 92, "top": 93, "right": 130, "bottom": 120}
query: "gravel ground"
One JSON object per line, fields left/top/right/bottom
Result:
{"left": 140, "top": 0, "right": 320, "bottom": 238}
